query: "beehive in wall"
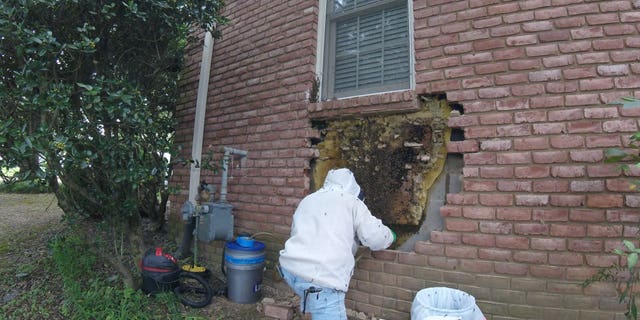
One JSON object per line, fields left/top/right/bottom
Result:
{"left": 312, "top": 97, "right": 451, "bottom": 226}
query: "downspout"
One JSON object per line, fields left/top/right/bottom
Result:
{"left": 176, "top": 31, "right": 214, "bottom": 258}
{"left": 189, "top": 31, "right": 215, "bottom": 205}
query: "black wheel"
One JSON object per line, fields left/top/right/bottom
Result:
{"left": 174, "top": 271, "right": 213, "bottom": 308}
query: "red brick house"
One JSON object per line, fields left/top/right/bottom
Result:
{"left": 169, "top": 1, "right": 640, "bottom": 319}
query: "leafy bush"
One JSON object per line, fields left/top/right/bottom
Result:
{"left": 0, "top": 0, "right": 226, "bottom": 228}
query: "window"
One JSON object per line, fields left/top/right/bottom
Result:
{"left": 320, "top": 0, "right": 413, "bottom": 100}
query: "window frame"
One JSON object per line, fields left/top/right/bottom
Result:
{"left": 317, "top": 0, "right": 415, "bottom": 101}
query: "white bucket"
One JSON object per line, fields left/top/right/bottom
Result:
{"left": 411, "top": 287, "right": 485, "bottom": 320}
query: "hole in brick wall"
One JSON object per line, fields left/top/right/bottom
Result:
{"left": 451, "top": 102, "right": 464, "bottom": 115}
{"left": 397, "top": 153, "right": 463, "bottom": 251}
{"left": 451, "top": 128, "right": 465, "bottom": 141}
{"left": 309, "top": 95, "right": 463, "bottom": 249}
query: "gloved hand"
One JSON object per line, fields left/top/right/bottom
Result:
{"left": 391, "top": 229, "right": 397, "bottom": 243}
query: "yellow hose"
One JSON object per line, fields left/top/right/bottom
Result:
{"left": 182, "top": 264, "right": 207, "bottom": 273}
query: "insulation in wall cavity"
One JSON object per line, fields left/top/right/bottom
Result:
{"left": 310, "top": 96, "right": 452, "bottom": 228}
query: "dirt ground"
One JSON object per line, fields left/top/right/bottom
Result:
{"left": 0, "top": 193, "right": 372, "bottom": 320}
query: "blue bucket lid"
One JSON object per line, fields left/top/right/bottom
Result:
{"left": 226, "top": 239, "right": 265, "bottom": 252}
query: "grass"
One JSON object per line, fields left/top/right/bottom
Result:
{"left": 0, "top": 189, "right": 203, "bottom": 320}
{"left": 0, "top": 179, "right": 49, "bottom": 193}
{"left": 0, "top": 223, "right": 66, "bottom": 319}
{"left": 0, "top": 190, "right": 275, "bottom": 320}
{"left": 0, "top": 226, "right": 204, "bottom": 320}
{"left": 0, "top": 169, "right": 274, "bottom": 319}
{"left": 0, "top": 175, "right": 150, "bottom": 318}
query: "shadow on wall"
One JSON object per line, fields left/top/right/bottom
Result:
{"left": 310, "top": 96, "right": 464, "bottom": 249}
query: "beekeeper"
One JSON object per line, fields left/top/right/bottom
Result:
{"left": 279, "top": 168, "right": 395, "bottom": 320}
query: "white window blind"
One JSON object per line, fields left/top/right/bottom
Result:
{"left": 325, "top": 0, "right": 411, "bottom": 99}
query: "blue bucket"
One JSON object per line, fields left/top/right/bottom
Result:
{"left": 224, "top": 239, "right": 266, "bottom": 304}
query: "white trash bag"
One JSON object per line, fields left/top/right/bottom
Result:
{"left": 411, "top": 287, "right": 485, "bottom": 320}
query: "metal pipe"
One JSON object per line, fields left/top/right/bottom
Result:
{"left": 219, "top": 147, "right": 248, "bottom": 202}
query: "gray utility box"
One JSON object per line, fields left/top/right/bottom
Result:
{"left": 198, "top": 202, "right": 234, "bottom": 242}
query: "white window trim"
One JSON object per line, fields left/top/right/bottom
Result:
{"left": 315, "top": 0, "right": 416, "bottom": 101}
{"left": 316, "top": 1, "right": 328, "bottom": 87}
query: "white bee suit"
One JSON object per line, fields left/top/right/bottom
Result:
{"left": 279, "top": 168, "right": 395, "bottom": 292}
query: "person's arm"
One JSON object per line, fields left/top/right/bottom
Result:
{"left": 353, "top": 200, "right": 395, "bottom": 251}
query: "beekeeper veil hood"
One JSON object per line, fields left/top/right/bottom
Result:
{"left": 321, "top": 168, "right": 361, "bottom": 197}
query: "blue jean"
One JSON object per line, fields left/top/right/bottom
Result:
{"left": 279, "top": 266, "right": 347, "bottom": 320}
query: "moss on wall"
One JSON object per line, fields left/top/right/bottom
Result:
{"left": 312, "top": 97, "right": 451, "bottom": 227}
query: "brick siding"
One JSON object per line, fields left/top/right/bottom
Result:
{"left": 171, "top": 1, "right": 640, "bottom": 319}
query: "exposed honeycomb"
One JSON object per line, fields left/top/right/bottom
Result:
{"left": 312, "top": 97, "right": 451, "bottom": 227}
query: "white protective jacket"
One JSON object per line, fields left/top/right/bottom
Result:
{"left": 279, "top": 168, "right": 395, "bottom": 291}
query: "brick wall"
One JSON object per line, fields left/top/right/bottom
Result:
{"left": 172, "top": 0, "right": 318, "bottom": 241}
{"left": 171, "top": 1, "right": 640, "bottom": 319}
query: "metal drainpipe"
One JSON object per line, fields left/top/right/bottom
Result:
{"left": 219, "top": 147, "right": 248, "bottom": 203}
{"left": 176, "top": 31, "right": 215, "bottom": 259}
{"left": 188, "top": 31, "right": 215, "bottom": 205}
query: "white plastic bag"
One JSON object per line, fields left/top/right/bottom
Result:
{"left": 411, "top": 287, "right": 485, "bottom": 320}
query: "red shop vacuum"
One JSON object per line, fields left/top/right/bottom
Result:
{"left": 140, "top": 247, "right": 180, "bottom": 294}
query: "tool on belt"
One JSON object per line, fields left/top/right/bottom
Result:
{"left": 302, "top": 286, "right": 323, "bottom": 314}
